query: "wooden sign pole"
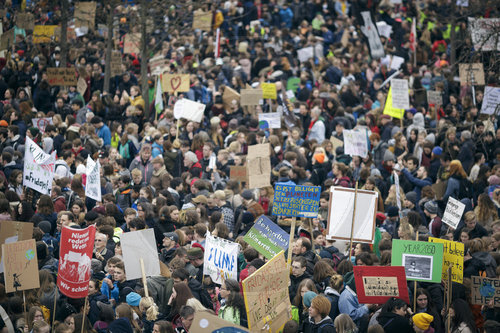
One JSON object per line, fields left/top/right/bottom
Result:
{"left": 413, "top": 231, "right": 419, "bottom": 312}
{"left": 52, "top": 289, "right": 58, "bottom": 331}
{"left": 286, "top": 217, "right": 296, "bottom": 270}
{"left": 81, "top": 296, "right": 88, "bottom": 333}
{"left": 23, "top": 290, "right": 27, "bottom": 324}
{"left": 446, "top": 266, "right": 452, "bottom": 333}
{"left": 348, "top": 182, "right": 359, "bottom": 259}
{"left": 140, "top": 258, "right": 149, "bottom": 298}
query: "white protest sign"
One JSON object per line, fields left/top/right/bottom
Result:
{"left": 376, "top": 21, "right": 393, "bottom": 39}
{"left": 203, "top": 233, "right": 239, "bottom": 284}
{"left": 456, "top": 0, "right": 468, "bottom": 6}
{"left": 121, "top": 229, "right": 161, "bottom": 280}
{"left": 427, "top": 90, "right": 443, "bottom": 106}
{"left": 360, "top": 11, "right": 384, "bottom": 59}
{"left": 480, "top": 86, "right": 500, "bottom": 115}
{"left": 442, "top": 197, "right": 466, "bottom": 229}
{"left": 390, "top": 56, "right": 405, "bottom": 70}
{"left": 258, "top": 113, "right": 281, "bottom": 129}
{"left": 391, "top": 79, "right": 410, "bottom": 109}
{"left": 173, "top": 98, "right": 206, "bottom": 123}
{"left": 343, "top": 129, "right": 368, "bottom": 158}
{"left": 297, "top": 46, "right": 314, "bottom": 63}
{"left": 468, "top": 18, "right": 500, "bottom": 51}
{"left": 394, "top": 171, "right": 402, "bottom": 212}
{"left": 32, "top": 117, "right": 53, "bottom": 133}
{"left": 85, "top": 156, "right": 101, "bottom": 202}
{"left": 23, "top": 137, "right": 56, "bottom": 195}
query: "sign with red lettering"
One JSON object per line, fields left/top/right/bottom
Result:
{"left": 57, "top": 225, "right": 96, "bottom": 298}
{"left": 47, "top": 67, "right": 77, "bottom": 86}
{"left": 229, "top": 166, "right": 247, "bottom": 182}
{"left": 354, "top": 266, "right": 409, "bottom": 305}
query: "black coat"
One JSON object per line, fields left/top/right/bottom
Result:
{"left": 377, "top": 312, "right": 415, "bottom": 333}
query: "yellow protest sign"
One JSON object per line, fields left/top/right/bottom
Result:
{"left": 383, "top": 86, "right": 404, "bottom": 119}
{"left": 429, "top": 237, "right": 464, "bottom": 283}
{"left": 33, "top": 25, "right": 58, "bottom": 43}
{"left": 261, "top": 83, "right": 277, "bottom": 99}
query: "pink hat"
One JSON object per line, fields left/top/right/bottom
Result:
{"left": 488, "top": 175, "right": 500, "bottom": 186}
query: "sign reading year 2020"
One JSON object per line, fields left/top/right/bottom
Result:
{"left": 272, "top": 183, "right": 321, "bottom": 218}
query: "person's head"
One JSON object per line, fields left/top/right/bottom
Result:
{"left": 32, "top": 321, "right": 50, "bottom": 333}
{"left": 293, "top": 278, "right": 317, "bottom": 307}
{"left": 113, "top": 262, "right": 126, "bottom": 282}
{"left": 333, "top": 314, "right": 357, "bottom": 333}
{"left": 450, "top": 299, "right": 476, "bottom": 332}
{"left": 152, "top": 320, "right": 174, "bottom": 333}
{"left": 416, "top": 166, "right": 428, "bottom": 180}
{"left": 94, "top": 232, "right": 108, "bottom": 251}
{"left": 179, "top": 305, "right": 195, "bottom": 330}
{"left": 308, "top": 295, "right": 331, "bottom": 320}
{"left": 464, "top": 211, "right": 477, "bottom": 229}
{"left": 381, "top": 297, "right": 408, "bottom": 316}
{"left": 28, "top": 306, "right": 44, "bottom": 330}
{"left": 415, "top": 288, "right": 431, "bottom": 310}
{"left": 171, "top": 282, "right": 194, "bottom": 313}
{"left": 292, "top": 237, "right": 311, "bottom": 255}
{"left": 291, "top": 256, "right": 307, "bottom": 277}
{"left": 413, "top": 313, "right": 434, "bottom": 333}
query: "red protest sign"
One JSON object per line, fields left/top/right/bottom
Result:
{"left": 57, "top": 225, "right": 96, "bottom": 298}
{"left": 354, "top": 266, "right": 409, "bottom": 305}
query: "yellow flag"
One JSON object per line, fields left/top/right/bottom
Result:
{"left": 21, "top": 0, "right": 26, "bottom": 11}
{"left": 383, "top": 87, "right": 404, "bottom": 119}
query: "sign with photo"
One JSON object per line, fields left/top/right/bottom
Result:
{"left": 391, "top": 239, "right": 443, "bottom": 283}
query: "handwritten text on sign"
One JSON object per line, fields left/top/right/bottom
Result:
{"left": 272, "top": 184, "right": 321, "bottom": 218}
{"left": 244, "top": 215, "right": 289, "bottom": 259}
{"left": 471, "top": 276, "right": 500, "bottom": 306}
{"left": 363, "top": 276, "right": 399, "bottom": 296}
{"left": 47, "top": 68, "right": 77, "bottom": 86}
{"left": 429, "top": 237, "right": 464, "bottom": 283}
{"left": 203, "top": 234, "right": 239, "bottom": 284}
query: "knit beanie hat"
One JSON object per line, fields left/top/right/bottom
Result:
{"left": 303, "top": 291, "right": 317, "bottom": 308}
{"left": 413, "top": 313, "right": 434, "bottom": 330}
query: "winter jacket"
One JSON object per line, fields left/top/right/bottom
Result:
{"left": 129, "top": 156, "right": 154, "bottom": 183}
{"left": 377, "top": 312, "right": 415, "bottom": 333}
{"left": 402, "top": 168, "right": 432, "bottom": 201}
{"left": 116, "top": 186, "right": 133, "bottom": 211}
{"left": 302, "top": 315, "right": 336, "bottom": 333}
{"left": 338, "top": 286, "right": 369, "bottom": 325}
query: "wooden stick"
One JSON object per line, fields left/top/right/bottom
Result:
{"left": 23, "top": 290, "right": 27, "bottom": 325}
{"left": 413, "top": 231, "right": 419, "bottom": 311}
{"left": 446, "top": 266, "right": 452, "bottom": 333}
{"left": 81, "top": 296, "right": 88, "bottom": 333}
{"left": 348, "top": 182, "right": 359, "bottom": 259}
{"left": 286, "top": 217, "right": 297, "bottom": 270}
{"left": 140, "top": 258, "right": 149, "bottom": 298}
{"left": 52, "top": 288, "right": 58, "bottom": 331}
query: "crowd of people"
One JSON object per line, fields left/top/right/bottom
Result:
{"left": 0, "top": 0, "right": 499, "bottom": 332}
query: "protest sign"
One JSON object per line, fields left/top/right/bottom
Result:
{"left": 0, "top": 29, "right": 15, "bottom": 51}
{"left": 85, "top": 156, "right": 101, "bottom": 202}
{"left": 123, "top": 33, "right": 141, "bottom": 54}
{"left": 111, "top": 51, "right": 122, "bottom": 76}
{"left": 429, "top": 237, "right": 464, "bottom": 283}
{"left": 204, "top": 234, "right": 239, "bottom": 284}
{"left": 383, "top": 86, "right": 404, "bottom": 119}
{"left": 47, "top": 67, "right": 77, "bottom": 86}
{"left": 149, "top": 56, "right": 168, "bottom": 73}
{"left": 240, "top": 89, "right": 262, "bottom": 106}
{"left": 192, "top": 10, "right": 212, "bottom": 31}
{"left": 121, "top": 229, "right": 160, "bottom": 280}
{"left": 191, "top": 311, "right": 249, "bottom": 333}
{"left": 0, "top": 221, "right": 34, "bottom": 274}
{"left": 354, "top": 266, "right": 410, "bottom": 305}
{"left": 57, "top": 225, "right": 96, "bottom": 298}
{"left": 162, "top": 74, "right": 190, "bottom": 93}
{"left": 326, "top": 187, "right": 378, "bottom": 243}
{"left": 297, "top": 46, "right": 314, "bottom": 63}
{"left": 23, "top": 137, "right": 56, "bottom": 195}
{"left": 33, "top": 25, "right": 58, "bottom": 43}
{"left": 432, "top": 181, "right": 447, "bottom": 200}
{"left": 459, "top": 63, "right": 485, "bottom": 86}
{"left": 391, "top": 79, "right": 410, "bottom": 109}
{"left": 330, "top": 136, "right": 344, "bottom": 152}
{"left": 77, "top": 77, "right": 87, "bottom": 96}
{"left": 287, "top": 77, "right": 300, "bottom": 92}
{"left": 74, "top": 2, "right": 96, "bottom": 29}
{"left": 272, "top": 184, "right": 321, "bottom": 218}
{"left": 390, "top": 56, "right": 405, "bottom": 70}
{"left": 468, "top": 18, "right": 500, "bottom": 51}
{"left": 247, "top": 143, "right": 271, "bottom": 189}
{"left": 427, "top": 90, "right": 442, "bottom": 106}
{"left": 32, "top": 117, "right": 53, "bottom": 133}
{"left": 229, "top": 166, "right": 247, "bottom": 183}
{"left": 360, "top": 11, "right": 384, "bottom": 59}
{"left": 223, "top": 86, "right": 240, "bottom": 110}
{"left": 258, "top": 112, "right": 281, "bottom": 129}
{"left": 242, "top": 252, "right": 291, "bottom": 332}
{"left": 173, "top": 98, "right": 206, "bottom": 123}
{"left": 244, "top": 215, "right": 290, "bottom": 259}
{"left": 344, "top": 129, "right": 369, "bottom": 158}
{"left": 97, "top": 24, "right": 108, "bottom": 38}
{"left": 471, "top": 276, "right": 500, "bottom": 306}
{"left": 391, "top": 239, "right": 443, "bottom": 283}
{"left": 441, "top": 197, "right": 466, "bottom": 229}
{"left": 376, "top": 21, "right": 392, "bottom": 38}
{"left": 394, "top": 171, "right": 402, "bottom": 212}
{"left": 480, "top": 86, "right": 500, "bottom": 115}
{"left": 0, "top": 236, "right": 17, "bottom": 275}
{"left": 16, "top": 12, "right": 34, "bottom": 30}
{"left": 3, "top": 239, "right": 39, "bottom": 293}
{"left": 261, "top": 83, "right": 277, "bottom": 99}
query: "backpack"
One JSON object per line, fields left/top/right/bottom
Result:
{"left": 63, "top": 189, "right": 79, "bottom": 210}
{"left": 331, "top": 252, "right": 346, "bottom": 271}
{"left": 458, "top": 178, "right": 473, "bottom": 200}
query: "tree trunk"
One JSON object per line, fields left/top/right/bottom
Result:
{"left": 60, "top": 0, "right": 68, "bottom": 67}
{"left": 103, "top": 5, "right": 114, "bottom": 93}
{"left": 140, "top": 0, "right": 150, "bottom": 119}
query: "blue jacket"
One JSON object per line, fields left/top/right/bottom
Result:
{"left": 152, "top": 142, "right": 164, "bottom": 158}
{"left": 338, "top": 286, "right": 369, "bottom": 325}
{"left": 279, "top": 7, "right": 293, "bottom": 28}
{"left": 97, "top": 124, "right": 112, "bottom": 147}
{"left": 401, "top": 168, "right": 432, "bottom": 201}
{"left": 100, "top": 274, "right": 119, "bottom": 301}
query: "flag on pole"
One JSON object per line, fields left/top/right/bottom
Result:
{"left": 214, "top": 28, "right": 221, "bottom": 59}
{"left": 410, "top": 17, "right": 417, "bottom": 52}
{"left": 155, "top": 76, "right": 163, "bottom": 114}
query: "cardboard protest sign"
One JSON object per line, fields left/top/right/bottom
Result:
{"left": 330, "top": 136, "right": 344, "bottom": 152}
{"left": 191, "top": 312, "right": 249, "bottom": 333}
{"left": 326, "top": 187, "right": 378, "bottom": 243}
{"left": 33, "top": 25, "right": 58, "bottom": 43}
{"left": 57, "top": 225, "right": 96, "bottom": 298}
{"left": 32, "top": 117, "right": 53, "bottom": 133}
{"left": 123, "top": 33, "right": 141, "bottom": 54}
{"left": 427, "top": 90, "right": 442, "bottom": 106}
{"left": 480, "top": 86, "right": 500, "bottom": 115}
{"left": 204, "top": 233, "right": 239, "bottom": 284}
{"left": 391, "top": 79, "right": 410, "bottom": 109}
{"left": 16, "top": 12, "right": 34, "bottom": 30}
{"left": 0, "top": 29, "right": 15, "bottom": 51}
{"left": 441, "top": 197, "right": 466, "bottom": 229}
{"left": 468, "top": 18, "right": 500, "bottom": 52}
{"left": 77, "top": 77, "right": 87, "bottom": 96}
{"left": 242, "top": 252, "right": 291, "bottom": 332}
{"left": 23, "top": 137, "right": 56, "bottom": 195}
{"left": 74, "top": 2, "right": 96, "bottom": 29}
{"left": 344, "top": 129, "right": 369, "bottom": 158}
{"left": 229, "top": 166, "right": 247, "bottom": 183}
{"left": 162, "top": 74, "right": 190, "bottom": 93}
{"left": 3, "top": 239, "right": 39, "bottom": 293}
{"left": 297, "top": 46, "right": 314, "bottom": 63}
{"left": 246, "top": 143, "right": 271, "bottom": 189}
{"left": 432, "top": 181, "right": 447, "bottom": 200}
{"left": 261, "top": 83, "right": 277, "bottom": 99}
{"left": 192, "top": 10, "right": 212, "bottom": 31}
{"left": 360, "top": 11, "right": 384, "bottom": 59}
{"left": 0, "top": 236, "right": 17, "bottom": 274}
{"left": 121, "top": 229, "right": 160, "bottom": 280}
{"left": 383, "top": 87, "right": 404, "bottom": 119}
{"left": 258, "top": 113, "right": 281, "bottom": 129}
{"left": 149, "top": 56, "right": 168, "bottom": 73}
{"left": 223, "top": 86, "right": 240, "bottom": 110}
{"left": 244, "top": 215, "right": 290, "bottom": 259}
{"left": 272, "top": 184, "right": 321, "bottom": 218}
{"left": 471, "top": 276, "right": 500, "bottom": 306}
{"left": 459, "top": 63, "right": 485, "bottom": 86}
{"left": 354, "top": 266, "right": 410, "bottom": 305}
{"left": 47, "top": 67, "right": 77, "bottom": 86}
{"left": 0, "top": 221, "right": 34, "bottom": 274}
{"left": 429, "top": 237, "right": 464, "bottom": 283}
{"left": 85, "top": 156, "right": 101, "bottom": 202}
{"left": 97, "top": 24, "right": 108, "bottom": 38}
{"left": 111, "top": 51, "right": 122, "bottom": 76}
{"left": 240, "top": 89, "right": 262, "bottom": 106}
{"left": 173, "top": 98, "right": 206, "bottom": 123}
{"left": 391, "top": 239, "right": 443, "bottom": 283}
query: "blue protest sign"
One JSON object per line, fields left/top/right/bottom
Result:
{"left": 243, "top": 216, "right": 289, "bottom": 259}
{"left": 272, "top": 183, "right": 321, "bottom": 218}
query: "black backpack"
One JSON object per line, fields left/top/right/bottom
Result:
{"left": 458, "top": 178, "right": 473, "bottom": 200}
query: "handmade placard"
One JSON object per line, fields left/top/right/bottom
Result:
{"left": 3, "top": 239, "right": 39, "bottom": 293}
{"left": 354, "top": 266, "right": 410, "bottom": 305}
{"left": 471, "top": 276, "right": 500, "bottom": 306}
{"left": 428, "top": 237, "right": 464, "bottom": 283}
{"left": 244, "top": 215, "right": 289, "bottom": 259}
{"left": 272, "top": 183, "right": 321, "bottom": 218}
{"left": 391, "top": 239, "right": 443, "bottom": 283}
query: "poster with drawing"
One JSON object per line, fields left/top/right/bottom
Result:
{"left": 3, "top": 239, "right": 39, "bottom": 293}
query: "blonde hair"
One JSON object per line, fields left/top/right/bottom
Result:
{"left": 185, "top": 297, "right": 207, "bottom": 312}
{"left": 139, "top": 297, "right": 159, "bottom": 321}
{"left": 334, "top": 314, "right": 357, "bottom": 333}
{"left": 131, "top": 168, "right": 142, "bottom": 177}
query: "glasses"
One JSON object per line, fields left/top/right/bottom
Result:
{"left": 138, "top": 209, "right": 144, "bottom": 212}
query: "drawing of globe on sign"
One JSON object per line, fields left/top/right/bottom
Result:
{"left": 259, "top": 120, "right": 270, "bottom": 129}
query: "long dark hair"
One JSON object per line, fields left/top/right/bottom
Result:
{"left": 224, "top": 279, "right": 246, "bottom": 316}
{"left": 172, "top": 282, "right": 194, "bottom": 315}
{"left": 451, "top": 299, "right": 476, "bottom": 332}
{"left": 381, "top": 297, "right": 407, "bottom": 314}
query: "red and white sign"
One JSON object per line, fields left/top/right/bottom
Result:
{"left": 354, "top": 266, "right": 410, "bottom": 305}
{"left": 57, "top": 225, "right": 96, "bottom": 298}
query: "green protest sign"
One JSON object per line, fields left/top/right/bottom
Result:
{"left": 243, "top": 215, "right": 289, "bottom": 259}
{"left": 391, "top": 239, "right": 443, "bottom": 283}
{"left": 287, "top": 77, "right": 300, "bottom": 93}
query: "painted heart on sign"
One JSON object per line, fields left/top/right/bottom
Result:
{"left": 170, "top": 76, "right": 182, "bottom": 92}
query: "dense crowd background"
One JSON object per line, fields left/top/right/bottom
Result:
{"left": 0, "top": 0, "right": 499, "bottom": 332}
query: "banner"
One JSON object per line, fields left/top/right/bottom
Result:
{"left": 272, "top": 183, "right": 321, "bottom": 218}
{"left": 173, "top": 98, "right": 206, "bottom": 123}
{"left": 429, "top": 237, "right": 464, "bottom": 283}
{"left": 247, "top": 144, "right": 271, "bottom": 189}
{"left": 244, "top": 215, "right": 290, "bottom": 259}
{"left": 441, "top": 197, "right": 465, "bottom": 229}
{"left": 47, "top": 67, "right": 77, "bottom": 86}
{"left": 192, "top": 10, "right": 212, "bottom": 31}
{"left": 261, "top": 83, "right": 277, "bottom": 99}
{"left": 162, "top": 74, "right": 190, "bottom": 94}
{"left": 203, "top": 233, "right": 239, "bottom": 284}
{"left": 354, "top": 266, "right": 409, "bottom": 305}
{"left": 3, "top": 239, "right": 39, "bottom": 293}
{"left": 32, "top": 117, "right": 53, "bottom": 133}
{"left": 391, "top": 79, "right": 410, "bottom": 109}
{"left": 240, "top": 89, "right": 262, "bottom": 106}
{"left": 258, "top": 113, "right": 281, "bottom": 129}
{"left": 191, "top": 312, "right": 249, "bottom": 333}
{"left": 57, "top": 225, "right": 96, "bottom": 298}
{"left": 471, "top": 276, "right": 500, "bottom": 306}
{"left": 33, "top": 25, "right": 58, "bottom": 43}
{"left": 459, "top": 63, "right": 485, "bottom": 86}
{"left": 344, "top": 129, "right": 368, "bottom": 158}
{"left": 85, "top": 156, "right": 101, "bottom": 202}
{"left": 383, "top": 87, "right": 405, "bottom": 119}
{"left": 360, "top": 11, "right": 384, "bottom": 59}
{"left": 391, "top": 239, "right": 443, "bottom": 283}
{"left": 242, "top": 252, "right": 291, "bottom": 332}
{"left": 23, "top": 137, "right": 56, "bottom": 195}
{"left": 121, "top": 229, "right": 160, "bottom": 280}
{"left": 480, "top": 86, "right": 500, "bottom": 115}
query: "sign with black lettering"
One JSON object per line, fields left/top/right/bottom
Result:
{"left": 471, "top": 276, "right": 500, "bottom": 306}
{"left": 391, "top": 239, "right": 443, "bottom": 283}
